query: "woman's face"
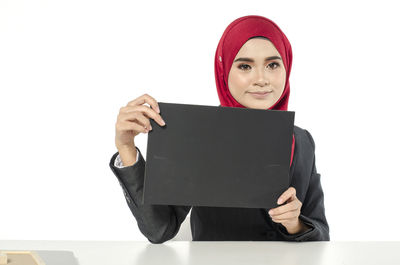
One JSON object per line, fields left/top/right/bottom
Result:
{"left": 227, "top": 38, "right": 286, "bottom": 109}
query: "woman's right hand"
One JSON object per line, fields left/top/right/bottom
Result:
{"left": 115, "top": 93, "right": 166, "bottom": 150}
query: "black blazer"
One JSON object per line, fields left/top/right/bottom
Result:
{"left": 109, "top": 125, "right": 330, "bottom": 243}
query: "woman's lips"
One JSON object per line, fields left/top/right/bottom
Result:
{"left": 248, "top": 91, "right": 272, "bottom": 98}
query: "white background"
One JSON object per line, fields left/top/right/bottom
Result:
{"left": 1, "top": 0, "right": 399, "bottom": 241}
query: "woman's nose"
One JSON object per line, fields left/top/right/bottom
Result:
{"left": 254, "top": 67, "right": 270, "bottom": 86}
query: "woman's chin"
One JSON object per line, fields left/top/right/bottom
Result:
{"left": 242, "top": 100, "right": 274, "bottom": 110}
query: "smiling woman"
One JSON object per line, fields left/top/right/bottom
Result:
{"left": 110, "top": 15, "right": 329, "bottom": 243}
{"left": 228, "top": 36, "right": 287, "bottom": 110}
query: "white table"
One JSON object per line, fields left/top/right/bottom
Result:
{"left": 1, "top": 240, "right": 399, "bottom": 265}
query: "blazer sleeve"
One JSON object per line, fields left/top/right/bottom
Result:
{"left": 114, "top": 151, "right": 139, "bottom": 168}
{"left": 109, "top": 146, "right": 192, "bottom": 244}
{"left": 273, "top": 129, "right": 330, "bottom": 241}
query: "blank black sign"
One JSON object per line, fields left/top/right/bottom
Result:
{"left": 143, "top": 102, "right": 295, "bottom": 209}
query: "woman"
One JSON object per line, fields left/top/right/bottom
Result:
{"left": 109, "top": 15, "right": 329, "bottom": 243}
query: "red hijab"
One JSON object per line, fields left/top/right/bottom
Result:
{"left": 214, "top": 15, "right": 295, "bottom": 167}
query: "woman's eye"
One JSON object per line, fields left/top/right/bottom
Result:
{"left": 267, "top": 62, "right": 280, "bottom": 69}
{"left": 238, "top": 64, "right": 251, "bottom": 70}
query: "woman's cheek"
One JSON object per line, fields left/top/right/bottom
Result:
{"left": 229, "top": 73, "right": 248, "bottom": 94}
{"left": 278, "top": 70, "right": 286, "bottom": 89}
{"left": 235, "top": 74, "right": 251, "bottom": 92}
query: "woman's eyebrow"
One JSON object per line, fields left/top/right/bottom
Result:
{"left": 233, "top": 56, "right": 282, "bottom": 62}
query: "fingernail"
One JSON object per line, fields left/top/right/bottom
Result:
{"left": 161, "top": 119, "right": 166, "bottom": 126}
{"left": 268, "top": 210, "right": 273, "bottom": 215}
{"left": 277, "top": 199, "right": 282, "bottom": 204}
{"left": 156, "top": 106, "right": 160, "bottom": 113}
{"left": 149, "top": 125, "right": 152, "bottom": 130}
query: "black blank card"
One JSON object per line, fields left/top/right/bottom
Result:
{"left": 143, "top": 102, "right": 295, "bottom": 209}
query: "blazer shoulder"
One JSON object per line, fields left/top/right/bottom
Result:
{"left": 293, "top": 125, "right": 316, "bottom": 152}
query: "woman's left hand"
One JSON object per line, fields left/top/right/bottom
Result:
{"left": 268, "top": 187, "right": 309, "bottom": 234}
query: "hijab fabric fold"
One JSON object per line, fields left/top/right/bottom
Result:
{"left": 214, "top": 15, "right": 295, "bottom": 167}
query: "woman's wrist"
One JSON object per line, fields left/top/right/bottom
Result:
{"left": 117, "top": 144, "right": 137, "bottom": 167}
{"left": 284, "top": 219, "right": 310, "bottom": 235}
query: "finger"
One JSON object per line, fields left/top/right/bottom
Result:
{"left": 270, "top": 209, "right": 299, "bottom": 221}
{"left": 118, "top": 120, "right": 148, "bottom": 134}
{"left": 269, "top": 199, "right": 300, "bottom": 216}
{"left": 277, "top": 187, "right": 296, "bottom": 205}
{"left": 122, "top": 105, "right": 165, "bottom": 127}
{"left": 271, "top": 218, "right": 283, "bottom": 224}
{"left": 136, "top": 105, "right": 166, "bottom": 127}
{"left": 120, "top": 111, "right": 152, "bottom": 130}
{"left": 271, "top": 216, "right": 297, "bottom": 224}
{"left": 127, "top": 94, "right": 160, "bottom": 113}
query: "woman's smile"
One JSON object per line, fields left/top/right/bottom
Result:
{"left": 247, "top": 90, "right": 273, "bottom": 99}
